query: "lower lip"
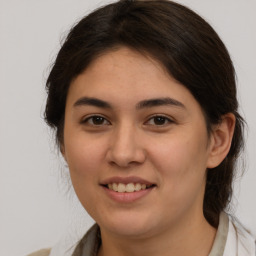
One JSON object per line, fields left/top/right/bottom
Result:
{"left": 102, "top": 186, "right": 154, "bottom": 203}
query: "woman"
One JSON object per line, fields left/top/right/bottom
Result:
{"left": 29, "top": 0, "right": 256, "bottom": 255}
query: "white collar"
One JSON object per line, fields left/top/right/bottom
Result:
{"left": 223, "top": 215, "right": 256, "bottom": 256}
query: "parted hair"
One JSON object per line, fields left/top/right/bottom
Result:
{"left": 45, "top": 0, "right": 245, "bottom": 227}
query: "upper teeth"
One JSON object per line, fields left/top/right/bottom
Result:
{"left": 108, "top": 183, "right": 148, "bottom": 193}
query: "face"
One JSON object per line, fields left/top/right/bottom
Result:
{"left": 63, "top": 47, "right": 214, "bottom": 239}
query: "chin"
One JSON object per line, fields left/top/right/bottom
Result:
{"left": 97, "top": 212, "right": 161, "bottom": 239}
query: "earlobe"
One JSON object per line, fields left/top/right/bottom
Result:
{"left": 60, "top": 146, "right": 69, "bottom": 168}
{"left": 60, "top": 144, "right": 66, "bottom": 160}
{"left": 207, "top": 113, "right": 236, "bottom": 168}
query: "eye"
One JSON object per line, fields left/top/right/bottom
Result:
{"left": 82, "top": 115, "right": 110, "bottom": 126}
{"left": 146, "top": 115, "right": 173, "bottom": 126}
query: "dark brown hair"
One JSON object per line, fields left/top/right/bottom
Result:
{"left": 45, "top": 0, "right": 244, "bottom": 227}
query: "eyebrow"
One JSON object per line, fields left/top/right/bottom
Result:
{"left": 73, "top": 97, "right": 185, "bottom": 110}
{"left": 136, "top": 97, "right": 185, "bottom": 110}
{"left": 74, "top": 97, "right": 111, "bottom": 108}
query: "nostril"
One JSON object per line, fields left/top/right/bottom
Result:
{"left": 106, "top": 141, "right": 146, "bottom": 168}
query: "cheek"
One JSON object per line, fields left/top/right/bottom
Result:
{"left": 64, "top": 134, "right": 107, "bottom": 185}
{"left": 149, "top": 137, "right": 207, "bottom": 173}
{"left": 151, "top": 139, "right": 208, "bottom": 217}
{"left": 65, "top": 134, "right": 108, "bottom": 198}
{"left": 148, "top": 133, "right": 208, "bottom": 195}
{"left": 63, "top": 135, "right": 107, "bottom": 211}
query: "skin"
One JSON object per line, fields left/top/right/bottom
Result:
{"left": 62, "top": 47, "right": 235, "bottom": 256}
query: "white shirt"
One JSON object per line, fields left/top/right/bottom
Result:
{"left": 223, "top": 214, "right": 255, "bottom": 255}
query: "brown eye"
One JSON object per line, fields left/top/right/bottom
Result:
{"left": 146, "top": 115, "right": 173, "bottom": 126}
{"left": 91, "top": 116, "right": 105, "bottom": 125}
{"left": 82, "top": 115, "right": 110, "bottom": 126}
{"left": 153, "top": 116, "right": 167, "bottom": 125}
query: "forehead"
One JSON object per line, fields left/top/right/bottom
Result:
{"left": 67, "top": 47, "right": 201, "bottom": 113}
{"left": 86, "top": 47, "right": 169, "bottom": 83}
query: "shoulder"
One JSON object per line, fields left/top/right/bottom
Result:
{"left": 27, "top": 248, "right": 51, "bottom": 256}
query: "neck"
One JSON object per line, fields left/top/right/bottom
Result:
{"left": 97, "top": 212, "right": 217, "bottom": 256}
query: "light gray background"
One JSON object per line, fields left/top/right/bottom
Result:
{"left": 0, "top": 1, "right": 255, "bottom": 255}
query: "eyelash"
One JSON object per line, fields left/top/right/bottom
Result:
{"left": 145, "top": 115, "right": 174, "bottom": 126}
{"left": 81, "top": 114, "right": 174, "bottom": 128}
{"left": 81, "top": 115, "right": 111, "bottom": 126}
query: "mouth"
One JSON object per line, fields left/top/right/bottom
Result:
{"left": 102, "top": 183, "right": 156, "bottom": 193}
{"left": 100, "top": 177, "right": 156, "bottom": 202}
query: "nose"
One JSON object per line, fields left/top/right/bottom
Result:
{"left": 106, "top": 123, "right": 146, "bottom": 168}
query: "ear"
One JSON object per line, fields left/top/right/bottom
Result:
{"left": 207, "top": 113, "right": 236, "bottom": 168}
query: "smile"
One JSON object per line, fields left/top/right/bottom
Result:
{"left": 107, "top": 183, "right": 155, "bottom": 193}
